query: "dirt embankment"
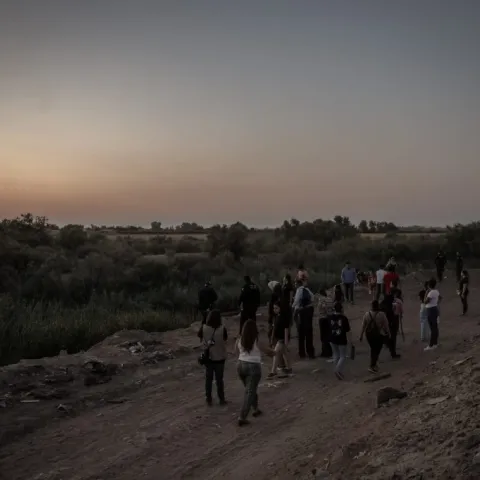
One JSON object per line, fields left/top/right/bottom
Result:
{"left": 0, "top": 271, "right": 479, "bottom": 480}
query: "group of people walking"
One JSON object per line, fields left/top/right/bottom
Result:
{"left": 196, "top": 253, "right": 472, "bottom": 426}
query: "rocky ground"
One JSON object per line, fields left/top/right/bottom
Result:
{"left": 0, "top": 270, "right": 479, "bottom": 480}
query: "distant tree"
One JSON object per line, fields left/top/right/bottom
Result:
{"left": 151, "top": 221, "right": 162, "bottom": 231}
{"left": 358, "top": 220, "right": 369, "bottom": 233}
{"left": 57, "top": 224, "right": 88, "bottom": 250}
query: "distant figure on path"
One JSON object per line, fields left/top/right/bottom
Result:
{"left": 383, "top": 265, "right": 399, "bottom": 297}
{"left": 375, "top": 264, "right": 386, "bottom": 300}
{"left": 317, "top": 289, "right": 334, "bottom": 358}
{"left": 424, "top": 278, "right": 441, "bottom": 351}
{"left": 333, "top": 284, "right": 345, "bottom": 309}
{"left": 235, "top": 320, "right": 274, "bottom": 426}
{"left": 328, "top": 303, "right": 352, "bottom": 380}
{"left": 418, "top": 281, "right": 430, "bottom": 342}
{"left": 380, "top": 293, "right": 401, "bottom": 359}
{"left": 435, "top": 250, "right": 447, "bottom": 283}
{"left": 341, "top": 261, "right": 356, "bottom": 304}
{"left": 238, "top": 276, "right": 261, "bottom": 334}
{"left": 292, "top": 278, "right": 315, "bottom": 359}
{"left": 198, "top": 281, "right": 218, "bottom": 324}
{"left": 359, "top": 300, "right": 390, "bottom": 373}
{"left": 268, "top": 302, "right": 292, "bottom": 378}
{"left": 280, "top": 273, "right": 295, "bottom": 330}
{"left": 386, "top": 256, "right": 397, "bottom": 272}
{"left": 197, "top": 310, "right": 228, "bottom": 406}
{"left": 458, "top": 270, "right": 469, "bottom": 316}
{"left": 455, "top": 253, "right": 464, "bottom": 283}
{"left": 267, "top": 283, "right": 283, "bottom": 345}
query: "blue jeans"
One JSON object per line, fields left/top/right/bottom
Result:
{"left": 420, "top": 307, "right": 429, "bottom": 341}
{"left": 330, "top": 343, "right": 348, "bottom": 374}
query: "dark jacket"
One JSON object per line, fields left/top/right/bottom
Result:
{"left": 198, "top": 285, "right": 218, "bottom": 311}
{"left": 239, "top": 282, "right": 261, "bottom": 311}
{"left": 435, "top": 254, "right": 446, "bottom": 269}
{"left": 456, "top": 256, "right": 463, "bottom": 273}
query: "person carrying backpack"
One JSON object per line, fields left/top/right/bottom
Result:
{"left": 359, "top": 300, "right": 391, "bottom": 373}
{"left": 328, "top": 302, "right": 353, "bottom": 380}
{"left": 197, "top": 310, "right": 228, "bottom": 406}
{"left": 238, "top": 276, "right": 261, "bottom": 334}
{"left": 292, "top": 278, "right": 315, "bottom": 359}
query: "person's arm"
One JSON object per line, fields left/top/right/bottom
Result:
{"left": 382, "top": 313, "right": 391, "bottom": 337}
{"left": 424, "top": 290, "right": 431, "bottom": 304}
{"left": 359, "top": 314, "right": 367, "bottom": 341}
{"left": 223, "top": 326, "right": 228, "bottom": 341}
{"left": 258, "top": 340, "right": 275, "bottom": 357}
{"left": 197, "top": 324, "right": 204, "bottom": 340}
{"left": 292, "top": 288, "right": 302, "bottom": 310}
{"left": 234, "top": 338, "right": 240, "bottom": 355}
{"left": 340, "top": 268, "right": 345, "bottom": 283}
{"left": 238, "top": 287, "right": 245, "bottom": 308}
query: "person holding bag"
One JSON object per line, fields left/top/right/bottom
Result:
{"left": 197, "top": 309, "right": 228, "bottom": 406}
{"left": 359, "top": 300, "right": 391, "bottom": 373}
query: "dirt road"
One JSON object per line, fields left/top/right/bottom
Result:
{"left": 1, "top": 271, "right": 479, "bottom": 479}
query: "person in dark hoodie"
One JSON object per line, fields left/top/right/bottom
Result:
{"left": 435, "top": 250, "right": 447, "bottom": 283}
{"left": 380, "top": 293, "right": 401, "bottom": 359}
{"left": 198, "top": 281, "right": 218, "bottom": 325}
{"left": 238, "top": 276, "right": 261, "bottom": 334}
{"left": 268, "top": 283, "right": 283, "bottom": 346}
{"left": 455, "top": 252, "right": 464, "bottom": 283}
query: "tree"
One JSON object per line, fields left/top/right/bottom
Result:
{"left": 151, "top": 221, "right": 162, "bottom": 231}
{"left": 58, "top": 225, "right": 88, "bottom": 250}
{"left": 358, "top": 220, "right": 369, "bottom": 233}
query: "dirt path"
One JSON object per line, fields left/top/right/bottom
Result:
{"left": 1, "top": 271, "right": 479, "bottom": 480}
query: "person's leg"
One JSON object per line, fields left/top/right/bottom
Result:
{"left": 335, "top": 345, "right": 347, "bottom": 376}
{"left": 213, "top": 361, "right": 226, "bottom": 403}
{"left": 205, "top": 364, "right": 214, "bottom": 404}
{"left": 201, "top": 310, "right": 208, "bottom": 325}
{"left": 239, "top": 311, "right": 248, "bottom": 335}
{"left": 372, "top": 336, "right": 383, "bottom": 369}
{"left": 461, "top": 295, "right": 468, "bottom": 315}
{"left": 331, "top": 343, "right": 339, "bottom": 369}
{"left": 297, "top": 312, "right": 306, "bottom": 358}
{"left": 427, "top": 308, "right": 439, "bottom": 347}
{"left": 388, "top": 317, "right": 399, "bottom": 357}
{"left": 269, "top": 342, "right": 280, "bottom": 375}
{"left": 250, "top": 364, "right": 262, "bottom": 414}
{"left": 305, "top": 307, "right": 315, "bottom": 358}
{"left": 350, "top": 283, "right": 354, "bottom": 303}
{"left": 366, "top": 333, "right": 376, "bottom": 369}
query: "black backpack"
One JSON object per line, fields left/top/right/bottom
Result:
{"left": 300, "top": 287, "right": 312, "bottom": 308}
{"left": 198, "top": 327, "right": 217, "bottom": 366}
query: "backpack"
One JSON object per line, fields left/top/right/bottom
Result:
{"left": 300, "top": 287, "right": 312, "bottom": 308}
{"left": 366, "top": 312, "right": 380, "bottom": 335}
{"left": 198, "top": 327, "right": 218, "bottom": 366}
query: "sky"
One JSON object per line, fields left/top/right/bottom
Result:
{"left": 1, "top": 0, "right": 479, "bottom": 227}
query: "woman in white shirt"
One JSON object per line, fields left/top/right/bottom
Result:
{"left": 424, "top": 278, "right": 441, "bottom": 351}
{"left": 235, "top": 320, "right": 274, "bottom": 426}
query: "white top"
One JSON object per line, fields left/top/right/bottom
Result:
{"left": 376, "top": 269, "right": 385, "bottom": 283}
{"left": 426, "top": 289, "right": 440, "bottom": 308}
{"left": 238, "top": 339, "right": 261, "bottom": 363}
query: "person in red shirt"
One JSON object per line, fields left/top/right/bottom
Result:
{"left": 383, "top": 265, "right": 399, "bottom": 296}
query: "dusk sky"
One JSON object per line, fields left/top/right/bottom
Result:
{"left": 1, "top": 1, "right": 479, "bottom": 227}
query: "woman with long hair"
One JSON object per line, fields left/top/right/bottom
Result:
{"left": 424, "top": 278, "right": 441, "bottom": 351}
{"left": 197, "top": 309, "right": 228, "bottom": 406}
{"left": 235, "top": 319, "right": 274, "bottom": 426}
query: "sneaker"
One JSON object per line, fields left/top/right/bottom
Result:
{"left": 282, "top": 367, "right": 293, "bottom": 375}
{"left": 327, "top": 358, "right": 335, "bottom": 363}
{"left": 267, "top": 372, "right": 276, "bottom": 378}
{"left": 238, "top": 418, "right": 250, "bottom": 426}
{"left": 252, "top": 409, "right": 263, "bottom": 417}
{"left": 431, "top": 345, "right": 438, "bottom": 350}
{"left": 335, "top": 371, "right": 344, "bottom": 380}
{"left": 219, "top": 399, "right": 228, "bottom": 406}
{"left": 424, "top": 345, "right": 433, "bottom": 351}
{"left": 368, "top": 367, "right": 377, "bottom": 374}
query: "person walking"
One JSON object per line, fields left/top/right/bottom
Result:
{"left": 238, "top": 276, "right": 261, "bottom": 334}
{"left": 383, "top": 265, "right": 399, "bottom": 297}
{"left": 380, "top": 293, "right": 401, "bottom": 359}
{"left": 235, "top": 320, "right": 274, "bottom": 426}
{"left": 197, "top": 309, "right": 228, "bottom": 406}
{"left": 292, "top": 278, "right": 315, "bottom": 359}
{"left": 198, "top": 281, "right": 218, "bottom": 325}
{"left": 435, "top": 251, "right": 447, "bottom": 283}
{"left": 359, "top": 300, "right": 390, "bottom": 373}
{"left": 280, "top": 273, "right": 295, "bottom": 331}
{"left": 267, "top": 282, "right": 283, "bottom": 345}
{"left": 455, "top": 253, "right": 464, "bottom": 283}
{"left": 268, "top": 302, "right": 292, "bottom": 377}
{"left": 341, "top": 261, "right": 356, "bottom": 304}
{"left": 296, "top": 264, "right": 309, "bottom": 283}
{"left": 418, "top": 281, "right": 430, "bottom": 342}
{"left": 375, "top": 264, "right": 386, "bottom": 300}
{"left": 328, "top": 303, "right": 352, "bottom": 380}
{"left": 458, "top": 270, "right": 469, "bottom": 316}
{"left": 317, "top": 289, "right": 335, "bottom": 358}
{"left": 424, "top": 278, "right": 441, "bottom": 351}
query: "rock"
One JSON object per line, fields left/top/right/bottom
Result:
{"left": 453, "top": 357, "right": 473, "bottom": 367}
{"left": 32, "top": 388, "right": 70, "bottom": 400}
{"left": 377, "top": 387, "right": 407, "bottom": 407}
{"left": 473, "top": 450, "right": 480, "bottom": 465}
{"left": 84, "top": 374, "right": 112, "bottom": 386}
{"left": 56, "top": 403, "right": 73, "bottom": 414}
{"left": 364, "top": 373, "right": 392, "bottom": 383}
{"left": 44, "top": 369, "right": 74, "bottom": 384}
{"left": 426, "top": 396, "right": 449, "bottom": 405}
{"left": 141, "top": 351, "right": 175, "bottom": 365}
{"left": 465, "top": 433, "right": 480, "bottom": 450}
{"left": 82, "top": 360, "right": 118, "bottom": 376}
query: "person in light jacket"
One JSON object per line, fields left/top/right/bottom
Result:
{"left": 341, "top": 261, "right": 356, "bottom": 304}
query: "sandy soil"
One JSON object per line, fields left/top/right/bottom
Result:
{"left": 0, "top": 271, "right": 479, "bottom": 480}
